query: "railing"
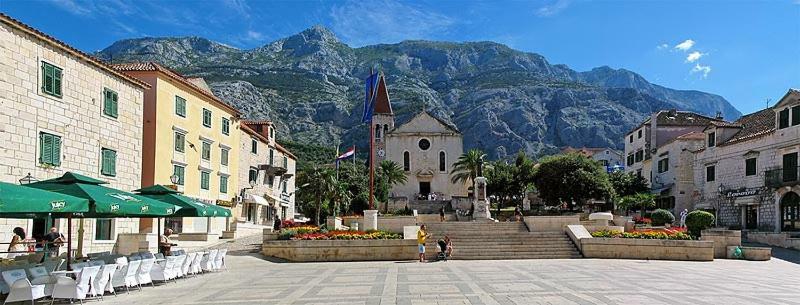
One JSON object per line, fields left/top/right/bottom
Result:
{"left": 765, "top": 166, "right": 800, "bottom": 188}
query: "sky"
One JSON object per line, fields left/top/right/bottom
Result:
{"left": 2, "top": 0, "right": 799, "bottom": 115}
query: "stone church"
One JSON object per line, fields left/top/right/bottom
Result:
{"left": 369, "top": 73, "right": 468, "bottom": 201}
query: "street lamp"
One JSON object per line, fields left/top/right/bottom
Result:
{"left": 169, "top": 174, "right": 179, "bottom": 185}
{"left": 18, "top": 173, "right": 38, "bottom": 185}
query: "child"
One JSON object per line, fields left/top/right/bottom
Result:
{"left": 417, "top": 225, "right": 430, "bottom": 262}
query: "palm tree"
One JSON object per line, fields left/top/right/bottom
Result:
{"left": 378, "top": 160, "right": 408, "bottom": 212}
{"left": 298, "top": 164, "right": 337, "bottom": 225}
{"left": 450, "top": 149, "right": 488, "bottom": 188}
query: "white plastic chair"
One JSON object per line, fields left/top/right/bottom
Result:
{"left": 71, "top": 262, "right": 89, "bottom": 272}
{"left": 136, "top": 258, "right": 155, "bottom": 289}
{"left": 42, "top": 258, "right": 64, "bottom": 274}
{"left": 214, "top": 249, "right": 227, "bottom": 271}
{"left": 3, "top": 269, "right": 46, "bottom": 305}
{"left": 201, "top": 249, "right": 218, "bottom": 272}
{"left": 88, "top": 260, "right": 105, "bottom": 267}
{"left": 50, "top": 265, "right": 100, "bottom": 305}
{"left": 27, "top": 266, "right": 55, "bottom": 296}
{"left": 122, "top": 259, "right": 141, "bottom": 292}
{"left": 191, "top": 252, "right": 204, "bottom": 275}
{"left": 110, "top": 257, "right": 128, "bottom": 291}
{"left": 150, "top": 256, "right": 176, "bottom": 283}
{"left": 92, "top": 263, "right": 117, "bottom": 298}
{"left": 181, "top": 253, "right": 196, "bottom": 278}
{"left": 173, "top": 255, "right": 187, "bottom": 278}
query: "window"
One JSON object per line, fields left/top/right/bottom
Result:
{"left": 269, "top": 126, "right": 274, "bottom": 139}
{"left": 251, "top": 139, "right": 258, "bottom": 154}
{"left": 384, "top": 124, "right": 388, "bottom": 136}
{"left": 600, "top": 160, "right": 609, "bottom": 167}
{"left": 375, "top": 124, "right": 381, "bottom": 140}
{"left": 629, "top": 135, "right": 633, "bottom": 143}
{"left": 100, "top": 148, "right": 116, "bottom": 177}
{"left": 403, "top": 151, "right": 410, "bottom": 171}
{"left": 282, "top": 180, "right": 287, "bottom": 193}
{"left": 418, "top": 139, "right": 431, "bottom": 150}
{"left": 219, "top": 176, "right": 228, "bottom": 193}
{"left": 707, "top": 132, "right": 716, "bottom": 147}
{"left": 221, "top": 118, "right": 230, "bottom": 135}
{"left": 201, "top": 142, "right": 211, "bottom": 161}
{"left": 200, "top": 171, "right": 210, "bottom": 190}
{"left": 745, "top": 158, "right": 757, "bottom": 176}
{"left": 267, "top": 175, "right": 274, "bottom": 186}
{"left": 41, "top": 62, "right": 62, "bottom": 97}
{"left": 202, "top": 108, "right": 212, "bottom": 127}
{"left": 627, "top": 154, "right": 634, "bottom": 166}
{"left": 283, "top": 156, "right": 288, "bottom": 168}
{"left": 657, "top": 158, "right": 669, "bottom": 173}
{"left": 175, "top": 96, "right": 186, "bottom": 117}
{"left": 173, "top": 165, "right": 185, "bottom": 185}
{"left": 38, "top": 132, "right": 61, "bottom": 166}
{"left": 269, "top": 149, "right": 274, "bottom": 165}
{"left": 94, "top": 219, "right": 113, "bottom": 240}
{"left": 706, "top": 166, "right": 716, "bottom": 182}
{"left": 103, "top": 88, "right": 118, "bottom": 118}
{"left": 779, "top": 108, "right": 790, "bottom": 129}
{"left": 634, "top": 150, "right": 643, "bottom": 163}
{"left": 220, "top": 148, "right": 229, "bottom": 166}
{"left": 174, "top": 132, "right": 185, "bottom": 153}
{"left": 637, "top": 129, "right": 642, "bottom": 139}
{"left": 248, "top": 168, "right": 258, "bottom": 184}
{"left": 439, "top": 151, "right": 446, "bottom": 172}
{"left": 793, "top": 106, "right": 800, "bottom": 126}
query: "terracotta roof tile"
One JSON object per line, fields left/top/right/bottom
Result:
{"left": 373, "top": 74, "right": 392, "bottom": 114}
{"left": 718, "top": 108, "right": 776, "bottom": 146}
{"left": 112, "top": 62, "right": 241, "bottom": 116}
{"left": 0, "top": 13, "right": 149, "bottom": 89}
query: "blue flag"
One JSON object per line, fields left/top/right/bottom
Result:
{"left": 361, "top": 72, "right": 379, "bottom": 123}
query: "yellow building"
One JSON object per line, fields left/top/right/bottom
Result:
{"left": 114, "top": 62, "right": 241, "bottom": 240}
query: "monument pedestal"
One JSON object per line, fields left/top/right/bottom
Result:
{"left": 364, "top": 210, "right": 378, "bottom": 231}
{"left": 473, "top": 177, "right": 492, "bottom": 221}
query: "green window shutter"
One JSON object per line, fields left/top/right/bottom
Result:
{"left": 42, "top": 63, "right": 54, "bottom": 95}
{"left": 174, "top": 133, "right": 185, "bottom": 152}
{"left": 111, "top": 91, "right": 118, "bottom": 118}
{"left": 175, "top": 96, "right": 186, "bottom": 117}
{"left": 39, "top": 133, "right": 52, "bottom": 165}
{"left": 269, "top": 149, "right": 273, "bottom": 165}
{"left": 792, "top": 106, "right": 800, "bottom": 126}
{"left": 203, "top": 109, "right": 211, "bottom": 127}
{"left": 222, "top": 118, "right": 229, "bottom": 135}
{"left": 101, "top": 149, "right": 117, "bottom": 176}
{"left": 219, "top": 176, "right": 228, "bottom": 193}
{"left": 51, "top": 134, "right": 61, "bottom": 166}
{"left": 173, "top": 165, "right": 185, "bottom": 186}
{"left": 221, "top": 149, "right": 229, "bottom": 166}
{"left": 53, "top": 67, "right": 62, "bottom": 97}
{"left": 201, "top": 172, "right": 210, "bottom": 190}
{"left": 202, "top": 142, "right": 211, "bottom": 160}
{"left": 103, "top": 89, "right": 119, "bottom": 118}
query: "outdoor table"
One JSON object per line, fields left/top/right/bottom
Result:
{"left": 50, "top": 270, "right": 79, "bottom": 275}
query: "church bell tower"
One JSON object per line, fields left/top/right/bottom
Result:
{"left": 371, "top": 73, "right": 394, "bottom": 163}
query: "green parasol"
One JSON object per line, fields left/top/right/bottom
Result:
{"left": 135, "top": 185, "right": 231, "bottom": 217}
{"left": 0, "top": 181, "right": 89, "bottom": 216}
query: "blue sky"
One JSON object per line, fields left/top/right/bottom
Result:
{"left": 3, "top": 0, "right": 799, "bottom": 115}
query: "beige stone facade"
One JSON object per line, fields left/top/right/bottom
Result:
{"left": 386, "top": 112, "right": 468, "bottom": 200}
{"left": 0, "top": 15, "right": 147, "bottom": 255}
{"left": 235, "top": 122, "right": 297, "bottom": 232}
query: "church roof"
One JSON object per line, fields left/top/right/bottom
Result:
{"left": 391, "top": 111, "right": 460, "bottom": 135}
{"left": 373, "top": 74, "right": 393, "bottom": 115}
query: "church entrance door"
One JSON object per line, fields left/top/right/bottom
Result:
{"left": 419, "top": 182, "right": 431, "bottom": 196}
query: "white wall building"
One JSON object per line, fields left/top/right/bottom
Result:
{"left": 0, "top": 14, "right": 148, "bottom": 254}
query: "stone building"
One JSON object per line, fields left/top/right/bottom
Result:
{"left": 233, "top": 121, "right": 297, "bottom": 237}
{"left": 0, "top": 14, "right": 148, "bottom": 253}
{"left": 561, "top": 147, "right": 624, "bottom": 172}
{"left": 113, "top": 62, "right": 241, "bottom": 241}
{"left": 693, "top": 89, "right": 800, "bottom": 232}
{"left": 650, "top": 132, "right": 705, "bottom": 212}
{"left": 624, "top": 110, "right": 723, "bottom": 185}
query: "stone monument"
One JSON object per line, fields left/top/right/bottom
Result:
{"left": 473, "top": 156, "right": 492, "bottom": 220}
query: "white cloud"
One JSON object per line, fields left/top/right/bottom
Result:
{"left": 691, "top": 63, "right": 711, "bottom": 78}
{"left": 674, "top": 39, "right": 695, "bottom": 52}
{"left": 685, "top": 51, "right": 706, "bottom": 63}
{"left": 50, "top": 0, "right": 92, "bottom": 15}
{"left": 246, "top": 30, "right": 263, "bottom": 41}
{"left": 536, "top": 0, "right": 571, "bottom": 17}
{"left": 656, "top": 43, "right": 669, "bottom": 50}
{"left": 329, "top": 0, "right": 455, "bottom": 46}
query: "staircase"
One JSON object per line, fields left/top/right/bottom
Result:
{"left": 423, "top": 222, "right": 582, "bottom": 260}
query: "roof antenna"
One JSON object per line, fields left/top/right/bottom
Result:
{"left": 765, "top": 98, "right": 771, "bottom": 109}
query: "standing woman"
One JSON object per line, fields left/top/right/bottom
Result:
{"left": 7, "top": 227, "right": 26, "bottom": 258}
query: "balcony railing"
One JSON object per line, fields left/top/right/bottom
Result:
{"left": 765, "top": 166, "right": 800, "bottom": 188}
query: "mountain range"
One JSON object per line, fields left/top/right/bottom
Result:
{"left": 97, "top": 25, "right": 741, "bottom": 159}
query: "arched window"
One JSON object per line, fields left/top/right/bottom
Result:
{"left": 384, "top": 124, "right": 389, "bottom": 135}
{"left": 375, "top": 124, "right": 381, "bottom": 140}
{"left": 439, "top": 151, "right": 446, "bottom": 172}
{"left": 781, "top": 192, "right": 800, "bottom": 231}
{"left": 403, "top": 151, "right": 410, "bottom": 171}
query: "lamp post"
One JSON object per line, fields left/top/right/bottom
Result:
{"left": 18, "top": 173, "right": 38, "bottom": 185}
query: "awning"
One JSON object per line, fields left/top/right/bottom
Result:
{"left": 265, "top": 193, "right": 290, "bottom": 207}
{"left": 249, "top": 194, "right": 270, "bottom": 206}
{"left": 734, "top": 196, "right": 761, "bottom": 206}
{"left": 0, "top": 181, "right": 89, "bottom": 217}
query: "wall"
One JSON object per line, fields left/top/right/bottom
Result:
{"left": 746, "top": 232, "right": 800, "bottom": 251}
{"left": 0, "top": 21, "right": 144, "bottom": 254}
{"left": 581, "top": 238, "right": 714, "bottom": 261}
{"left": 699, "top": 229, "right": 741, "bottom": 258}
{"left": 524, "top": 216, "right": 581, "bottom": 232}
{"left": 262, "top": 239, "right": 418, "bottom": 262}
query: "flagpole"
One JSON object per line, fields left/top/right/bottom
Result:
{"left": 334, "top": 142, "right": 340, "bottom": 221}
{"left": 369, "top": 123, "right": 375, "bottom": 210}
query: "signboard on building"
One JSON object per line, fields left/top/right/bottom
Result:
{"left": 216, "top": 199, "right": 234, "bottom": 207}
{"left": 723, "top": 188, "right": 764, "bottom": 199}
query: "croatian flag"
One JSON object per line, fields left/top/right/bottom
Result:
{"left": 335, "top": 146, "right": 356, "bottom": 168}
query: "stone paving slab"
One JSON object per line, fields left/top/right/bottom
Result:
{"left": 90, "top": 253, "right": 800, "bottom": 305}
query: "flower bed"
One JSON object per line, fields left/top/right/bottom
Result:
{"left": 591, "top": 227, "right": 692, "bottom": 240}
{"left": 278, "top": 225, "right": 402, "bottom": 241}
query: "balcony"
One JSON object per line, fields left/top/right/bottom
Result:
{"left": 765, "top": 166, "right": 800, "bottom": 188}
{"left": 259, "top": 157, "right": 287, "bottom": 176}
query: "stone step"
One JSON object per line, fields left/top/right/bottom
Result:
{"left": 425, "top": 240, "right": 572, "bottom": 246}
{"left": 429, "top": 253, "right": 583, "bottom": 260}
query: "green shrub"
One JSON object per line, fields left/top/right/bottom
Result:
{"left": 685, "top": 210, "right": 715, "bottom": 236}
{"left": 651, "top": 209, "right": 675, "bottom": 226}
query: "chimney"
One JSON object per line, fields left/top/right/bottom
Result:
{"left": 715, "top": 111, "right": 723, "bottom": 120}
{"left": 668, "top": 109, "right": 677, "bottom": 117}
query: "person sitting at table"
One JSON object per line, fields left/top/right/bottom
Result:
{"left": 7, "top": 227, "right": 26, "bottom": 258}
{"left": 158, "top": 228, "right": 177, "bottom": 256}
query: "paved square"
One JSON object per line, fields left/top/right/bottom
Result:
{"left": 97, "top": 253, "right": 800, "bottom": 305}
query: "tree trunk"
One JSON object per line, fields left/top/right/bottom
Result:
{"left": 315, "top": 194, "right": 322, "bottom": 226}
